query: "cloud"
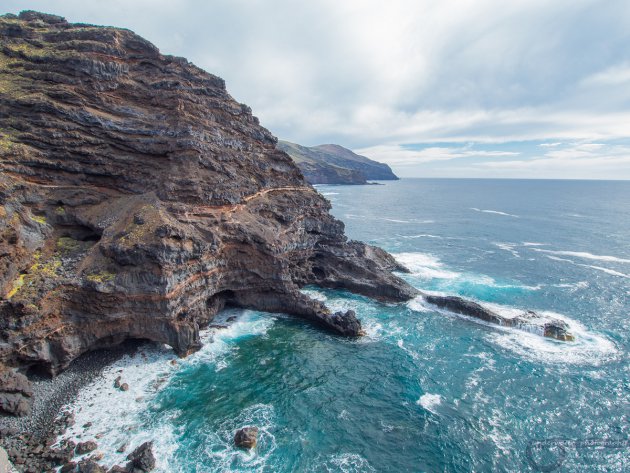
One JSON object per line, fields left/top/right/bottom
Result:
{"left": 473, "top": 142, "right": 630, "bottom": 179}
{"left": 581, "top": 63, "right": 630, "bottom": 86}
{"left": 356, "top": 144, "right": 519, "bottom": 166}
{"left": 2, "top": 0, "right": 630, "bottom": 178}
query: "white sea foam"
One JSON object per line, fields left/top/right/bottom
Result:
{"left": 300, "top": 288, "right": 328, "bottom": 302}
{"left": 486, "top": 410, "right": 513, "bottom": 453}
{"left": 197, "top": 403, "right": 277, "bottom": 472}
{"left": 321, "top": 192, "right": 339, "bottom": 196}
{"left": 417, "top": 393, "right": 442, "bottom": 414}
{"left": 545, "top": 255, "right": 575, "bottom": 263}
{"left": 55, "top": 310, "right": 276, "bottom": 472}
{"left": 522, "top": 242, "right": 546, "bottom": 246}
{"left": 321, "top": 453, "right": 376, "bottom": 473}
{"left": 362, "top": 321, "right": 384, "bottom": 340}
{"left": 543, "top": 253, "right": 630, "bottom": 278}
{"left": 553, "top": 281, "right": 589, "bottom": 290}
{"left": 493, "top": 242, "right": 520, "bottom": 258}
{"left": 395, "top": 253, "right": 539, "bottom": 292}
{"left": 54, "top": 343, "right": 179, "bottom": 470}
{"left": 342, "top": 214, "right": 432, "bottom": 224}
{"left": 579, "top": 265, "right": 630, "bottom": 278}
{"left": 343, "top": 213, "right": 367, "bottom": 220}
{"left": 470, "top": 208, "right": 519, "bottom": 218}
{"left": 407, "top": 296, "right": 432, "bottom": 312}
{"left": 410, "top": 295, "right": 617, "bottom": 365}
{"left": 488, "top": 309, "right": 618, "bottom": 366}
{"left": 532, "top": 248, "right": 630, "bottom": 264}
{"left": 393, "top": 252, "right": 461, "bottom": 280}
{"left": 400, "top": 233, "right": 442, "bottom": 239}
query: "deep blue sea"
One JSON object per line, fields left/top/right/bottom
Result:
{"left": 59, "top": 179, "right": 629, "bottom": 472}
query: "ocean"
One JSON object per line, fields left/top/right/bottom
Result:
{"left": 56, "top": 179, "right": 630, "bottom": 472}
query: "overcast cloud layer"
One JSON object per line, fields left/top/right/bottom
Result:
{"left": 4, "top": 0, "right": 630, "bottom": 178}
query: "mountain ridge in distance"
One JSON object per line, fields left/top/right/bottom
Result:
{"left": 278, "top": 140, "right": 399, "bottom": 185}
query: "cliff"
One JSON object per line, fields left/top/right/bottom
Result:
{"left": 0, "top": 11, "right": 417, "bottom": 414}
{"left": 278, "top": 140, "right": 398, "bottom": 184}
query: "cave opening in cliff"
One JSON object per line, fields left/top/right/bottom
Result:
{"left": 58, "top": 224, "right": 102, "bottom": 243}
{"left": 207, "top": 290, "right": 237, "bottom": 313}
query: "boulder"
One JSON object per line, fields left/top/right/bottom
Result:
{"left": 75, "top": 441, "right": 98, "bottom": 455}
{"left": 328, "top": 310, "right": 362, "bottom": 337}
{"left": 0, "top": 371, "right": 33, "bottom": 416}
{"left": 234, "top": 426, "right": 259, "bottom": 449}
{"left": 60, "top": 462, "right": 77, "bottom": 473}
{"left": 77, "top": 460, "right": 106, "bottom": 473}
{"left": 126, "top": 442, "right": 155, "bottom": 472}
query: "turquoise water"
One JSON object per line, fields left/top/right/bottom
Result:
{"left": 61, "top": 179, "right": 629, "bottom": 472}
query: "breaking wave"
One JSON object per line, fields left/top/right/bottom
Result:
{"left": 470, "top": 208, "right": 519, "bottom": 218}
{"left": 55, "top": 310, "right": 276, "bottom": 472}
{"left": 531, "top": 248, "right": 630, "bottom": 264}
{"left": 417, "top": 393, "right": 442, "bottom": 414}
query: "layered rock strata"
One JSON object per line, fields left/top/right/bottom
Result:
{"left": 0, "top": 11, "right": 573, "bottom": 425}
{"left": 0, "top": 11, "right": 417, "bottom": 393}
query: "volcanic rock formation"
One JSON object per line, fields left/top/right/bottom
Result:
{"left": 0, "top": 11, "right": 417, "bottom": 395}
{"left": 0, "top": 12, "right": 574, "bottom": 420}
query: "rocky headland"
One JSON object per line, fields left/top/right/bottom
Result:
{"left": 278, "top": 140, "right": 398, "bottom": 185}
{"left": 0, "top": 9, "right": 415, "bottom": 396}
{"left": 0, "top": 10, "right": 574, "bottom": 472}
{"left": 0, "top": 9, "right": 418, "bottom": 470}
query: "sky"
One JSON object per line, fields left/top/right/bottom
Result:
{"left": 3, "top": 0, "right": 630, "bottom": 179}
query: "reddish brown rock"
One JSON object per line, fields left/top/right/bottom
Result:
{"left": 0, "top": 11, "right": 417, "bottom": 384}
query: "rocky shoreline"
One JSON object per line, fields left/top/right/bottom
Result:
{"left": 0, "top": 10, "right": 417, "bottom": 383}
{"left": 0, "top": 342, "right": 146, "bottom": 472}
{"left": 0, "top": 10, "right": 577, "bottom": 472}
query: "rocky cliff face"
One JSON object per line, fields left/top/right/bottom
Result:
{"left": 278, "top": 140, "right": 398, "bottom": 184}
{"left": 0, "top": 10, "right": 417, "bottom": 403}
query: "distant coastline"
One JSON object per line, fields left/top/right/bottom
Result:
{"left": 278, "top": 140, "right": 399, "bottom": 185}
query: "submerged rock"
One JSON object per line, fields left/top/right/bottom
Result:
{"left": 234, "top": 426, "right": 259, "bottom": 449}
{"left": 108, "top": 466, "right": 129, "bottom": 473}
